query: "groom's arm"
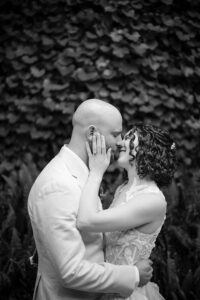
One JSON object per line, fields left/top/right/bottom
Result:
{"left": 29, "top": 182, "right": 139, "bottom": 298}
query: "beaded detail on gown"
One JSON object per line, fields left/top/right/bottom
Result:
{"left": 102, "top": 183, "right": 166, "bottom": 300}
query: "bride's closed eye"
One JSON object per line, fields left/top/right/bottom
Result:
{"left": 124, "top": 131, "right": 135, "bottom": 141}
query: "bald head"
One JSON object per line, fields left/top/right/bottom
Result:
{"left": 68, "top": 99, "right": 123, "bottom": 164}
{"left": 72, "top": 99, "right": 121, "bottom": 129}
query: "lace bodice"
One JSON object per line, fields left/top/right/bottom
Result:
{"left": 105, "top": 183, "right": 166, "bottom": 266}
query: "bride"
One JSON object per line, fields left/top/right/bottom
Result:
{"left": 77, "top": 123, "right": 176, "bottom": 300}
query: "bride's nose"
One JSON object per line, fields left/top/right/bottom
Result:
{"left": 117, "top": 139, "right": 125, "bottom": 147}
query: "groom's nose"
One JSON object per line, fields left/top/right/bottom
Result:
{"left": 116, "top": 134, "right": 123, "bottom": 144}
{"left": 116, "top": 137, "right": 123, "bottom": 146}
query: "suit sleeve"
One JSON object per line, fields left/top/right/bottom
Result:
{"left": 29, "top": 181, "right": 138, "bottom": 298}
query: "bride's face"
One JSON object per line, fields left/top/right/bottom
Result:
{"left": 117, "top": 130, "right": 139, "bottom": 169}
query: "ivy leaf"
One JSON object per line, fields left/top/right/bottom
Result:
{"left": 110, "top": 91, "right": 122, "bottom": 100}
{"left": 100, "top": 45, "right": 110, "bottom": 52}
{"left": 107, "top": 81, "right": 120, "bottom": 91}
{"left": 57, "top": 38, "right": 68, "bottom": 47}
{"left": 104, "top": 6, "right": 116, "bottom": 12}
{"left": 181, "top": 65, "right": 194, "bottom": 77}
{"left": 176, "top": 31, "right": 191, "bottom": 41}
{"left": 75, "top": 68, "right": 98, "bottom": 81}
{"left": 122, "top": 9, "right": 135, "bottom": 18}
{"left": 31, "top": 66, "right": 46, "bottom": 78}
{"left": 133, "top": 43, "right": 148, "bottom": 56}
{"left": 112, "top": 46, "right": 130, "bottom": 58}
{"left": 43, "top": 98, "right": 56, "bottom": 111}
{"left": 16, "top": 124, "right": 30, "bottom": 134}
{"left": 118, "top": 62, "right": 139, "bottom": 75}
{"left": 43, "top": 78, "right": 69, "bottom": 92}
{"left": 7, "top": 113, "right": 19, "bottom": 124}
{"left": 55, "top": 64, "right": 75, "bottom": 76}
{"left": 102, "top": 69, "right": 115, "bottom": 79}
{"left": 6, "top": 75, "right": 18, "bottom": 88}
{"left": 122, "top": 93, "right": 133, "bottom": 103}
{"left": 42, "top": 35, "right": 54, "bottom": 46}
{"left": 30, "top": 128, "right": 45, "bottom": 139}
{"left": 99, "top": 89, "right": 110, "bottom": 98}
{"left": 12, "top": 61, "right": 24, "bottom": 71}
{"left": 86, "top": 82, "right": 102, "bottom": 92}
{"left": 21, "top": 55, "right": 38, "bottom": 64}
{"left": 124, "top": 31, "right": 140, "bottom": 42}
{"left": 83, "top": 41, "right": 98, "bottom": 50}
{"left": 110, "top": 31, "right": 123, "bottom": 42}
{"left": 162, "top": 15, "right": 174, "bottom": 27}
{"left": 86, "top": 31, "right": 97, "bottom": 39}
{"left": 139, "top": 105, "right": 154, "bottom": 113}
{"left": 95, "top": 57, "right": 109, "bottom": 70}
{"left": 164, "top": 97, "right": 175, "bottom": 109}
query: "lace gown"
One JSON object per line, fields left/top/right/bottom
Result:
{"left": 102, "top": 183, "right": 166, "bottom": 300}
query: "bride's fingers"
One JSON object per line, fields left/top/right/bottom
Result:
{"left": 85, "top": 142, "right": 92, "bottom": 157}
{"left": 92, "top": 134, "right": 97, "bottom": 155}
{"left": 101, "top": 135, "right": 106, "bottom": 155}
{"left": 107, "top": 148, "right": 112, "bottom": 162}
{"left": 96, "top": 133, "right": 101, "bottom": 154}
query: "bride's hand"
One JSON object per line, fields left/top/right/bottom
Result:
{"left": 86, "top": 133, "right": 112, "bottom": 178}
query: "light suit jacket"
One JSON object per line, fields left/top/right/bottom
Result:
{"left": 28, "top": 145, "right": 139, "bottom": 300}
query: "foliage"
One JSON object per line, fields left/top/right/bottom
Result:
{"left": 0, "top": 154, "right": 38, "bottom": 300}
{"left": 151, "top": 168, "right": 200, "bottom": 300}
{"left": 0, "top": 0, "right": 200, "bottom": 299}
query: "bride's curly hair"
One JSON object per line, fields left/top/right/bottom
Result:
{"left": 127, "top": 123, "right": 177, "bottom": 188}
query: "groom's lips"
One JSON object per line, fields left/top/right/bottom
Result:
{"left": 113, "top": 148, "right": 126, "bottom": 161}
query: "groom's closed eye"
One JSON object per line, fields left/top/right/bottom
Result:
{"left": 112, "top": 131, "right": 122, "bottom": 138}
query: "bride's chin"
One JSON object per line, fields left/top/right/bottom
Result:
{"left": 117, "top": 158, "right": 124, "bottom": 168}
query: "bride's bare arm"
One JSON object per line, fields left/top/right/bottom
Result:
{"left": 77, "top": 181, "right": 166, "bottom": 232}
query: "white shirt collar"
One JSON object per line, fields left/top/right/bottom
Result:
{"left": 58, "top": 145, "right": 89, "bottom": 188}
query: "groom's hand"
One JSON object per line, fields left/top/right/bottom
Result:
{"left": 135, "top": 259, "right": 153, "bottom": 287}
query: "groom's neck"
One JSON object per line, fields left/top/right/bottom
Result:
{"left": 68, "top": 138, "right": 88, "bottom": 167}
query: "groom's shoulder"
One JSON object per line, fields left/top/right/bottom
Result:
{"left": 32, "top": 152, "right": 75, "bottom": 191}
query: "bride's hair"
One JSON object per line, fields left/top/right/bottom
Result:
{"left": 128, "top": 123, "right": 177, "bottom": 187}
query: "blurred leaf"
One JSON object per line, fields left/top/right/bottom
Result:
{"left": 75, "top": 68, "right": 98, "bottom": 81}
{"left": 30, "top": 66, "right": 46, "bottom": 78}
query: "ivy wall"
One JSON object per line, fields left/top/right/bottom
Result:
{"left": 0, "top": 0, "right": 200, "bottom": 174}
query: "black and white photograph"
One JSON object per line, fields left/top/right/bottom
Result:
{"left": 0, "top": 1, "right": 200, "bottom": 299}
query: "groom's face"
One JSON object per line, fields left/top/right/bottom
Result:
{"left": 99, "top": 114, "right": 123, "bottom": 160}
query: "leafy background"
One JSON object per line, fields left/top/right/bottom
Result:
{"left": 0, "top": 0, "right": 200, "bottom": 299}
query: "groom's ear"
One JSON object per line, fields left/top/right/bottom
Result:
{"left": 86, "top": 125, "right": 97, "bottom": 141}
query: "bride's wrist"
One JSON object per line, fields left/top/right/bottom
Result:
{"left": 89, "top": 171, "right": 103, "bottom": 183}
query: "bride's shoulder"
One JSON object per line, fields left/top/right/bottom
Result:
{"left": 127, "top": 184, "right": 167, "bottom": 214}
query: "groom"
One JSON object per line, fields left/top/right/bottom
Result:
{"left": 28, "top": 99, "right": 153, "bottom": 300}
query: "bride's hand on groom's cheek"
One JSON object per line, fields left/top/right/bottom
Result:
{"left": 86, "top": 133, "right": 112, "bottom": 177}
